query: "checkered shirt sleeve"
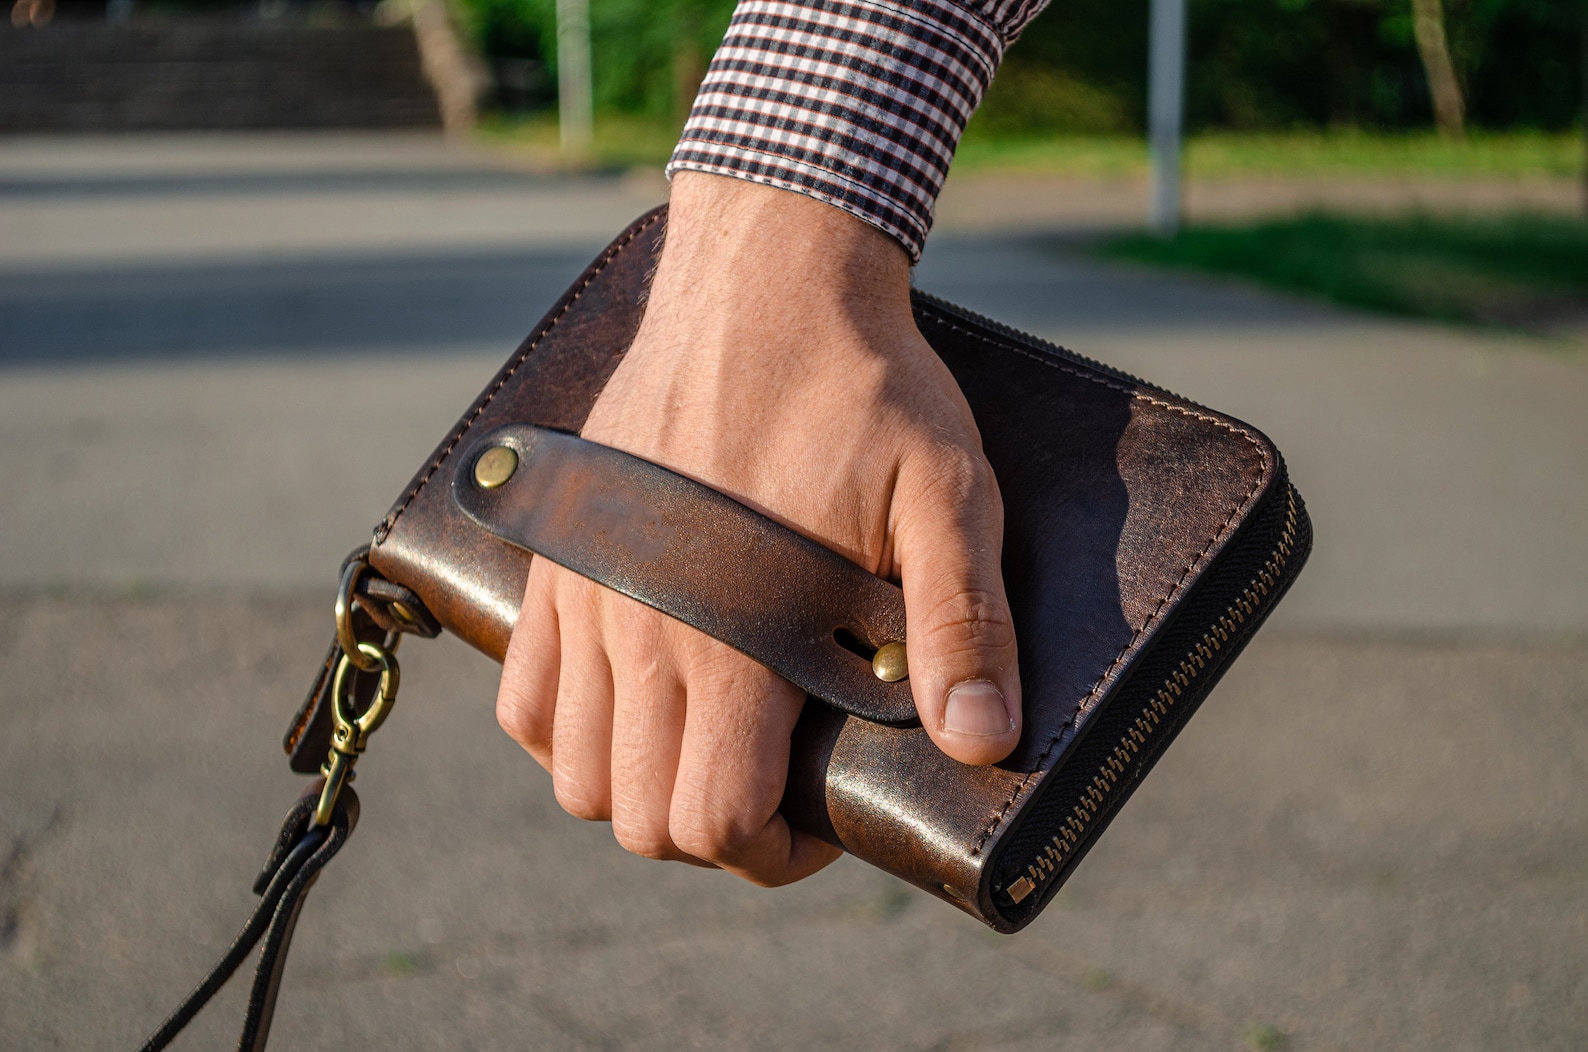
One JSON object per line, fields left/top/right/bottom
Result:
{"left": 666, "top": 0, "right": 1049, "bottom": 260}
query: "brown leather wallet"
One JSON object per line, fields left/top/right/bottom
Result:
{"left": 286, "top": 207, "right": 1311, "bottom": 933}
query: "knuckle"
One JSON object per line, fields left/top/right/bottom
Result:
{"left": 686, "top": 639, "right": 788, "bottom": 709}
{"left": 901, "top": 445, "right": 1006, "bottom": 547}
{"left": 612, "top": 818, "right": 676, "bottom": 861}
{"left": 670, "top": 802, "right": 757, "bottom": 866}
{"left": 920, "top": 587, "right": 1018, "bottom": 655}
{"left": 494, "top": 691, "right": 525, "bottom": 738}
{"left": 701, "top": 651, "right": 774, "bottom": 700}
{"left": 495, "top": 690, "right": 548, "bottom": 751}
{"left": 608, "top": 591, "right": 665, "bottom": 642}
{"left": 494, "top": 683, "right": 531, "bottom": 732}
{"left": 555, "top": 570, "right": 608, "bottom": 624}
{"left": 552, "top": 775, "right": 610, "bottom": 823}
{"left": 919, "top": 444, "right": 998, "bottom": 507}
{"left": 745, "top": 870, "right": 794, "bottom": 890}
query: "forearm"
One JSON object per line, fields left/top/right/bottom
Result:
{"left": 652, "top": 172, "right": 915, "bottom": 348}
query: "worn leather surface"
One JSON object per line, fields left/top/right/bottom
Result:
{"left": 367, "top": 207, "right": 1292, "bottom": 929}
{"left": 453, "top": 424, "right": 915, "bottom": 725}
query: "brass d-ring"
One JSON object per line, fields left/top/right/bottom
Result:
{"left": 334, "top": 560, "right": 382, "bottom": 672}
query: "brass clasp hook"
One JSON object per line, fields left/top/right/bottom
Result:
{"left": 314, "top": 641, "right": 400, "bottom": 826}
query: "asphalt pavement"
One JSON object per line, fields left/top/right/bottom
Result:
{"left": 0, "top": 133, "right": 1583, "bottom": 1051}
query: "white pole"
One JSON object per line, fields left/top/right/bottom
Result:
{"left": 1148, "top": 0, "right": 1187, "bottom": 237}
{"left": 556, "top": 0, "right": 594, "bottom": 158}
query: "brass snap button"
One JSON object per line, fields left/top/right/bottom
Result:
{"left": 474, "top": 445, "right": 518, "bottom": 489}
{"left": 872, "top": 641, "right": 908, "bottom": 683}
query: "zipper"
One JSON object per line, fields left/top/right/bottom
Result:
{"left": 1001, "top": 484, "right": 1301, "bottom": 907}
{"left": 911, "top": 291, "right": 1174, "bottom": 400}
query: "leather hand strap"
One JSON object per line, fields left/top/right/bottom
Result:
{"left": 137, "top": 786, "right": 359, "bottom": 1052}
{"left": 452, "top": 424, "right": 917, "bottom": 725}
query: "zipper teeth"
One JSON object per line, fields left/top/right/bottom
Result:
{"left": 1003, "top": 485, "right": 1300, "bottom": 907}
{"left": 910, "top": 291, "right": 1175, "bottom": 400}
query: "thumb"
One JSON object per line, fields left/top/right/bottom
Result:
{"left": 892, "top": 447, "right": 1021, "bottom": 766}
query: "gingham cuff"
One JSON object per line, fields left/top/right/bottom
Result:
{"left": 667, "top": 0, "right": 1041, "bottom": 261}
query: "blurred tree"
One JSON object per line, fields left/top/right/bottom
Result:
{"left": 1200, "top": 0, "right": 1579, "bottom": 131}
{"left": 975, "top": 0, "right": 1150, "bottom": 133}
{"left": 1181, "top": 0, "right": 1433, "bottom": 129}
{"left": 1411, "top": 0, "right": 1465, "bottom": 135}
{"left": 455, "top": 0, "right": 732, "bottom": 118}
{"left": 458, "top": 0, "right": 1582, "bottom": 133}
{"left": 1444, "top": 0, "right": 1583, "bottom": 129}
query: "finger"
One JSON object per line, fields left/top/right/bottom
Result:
{"left": 670, "top": 641, "right": 842, "bottom": 885}
{"left": 603, "top": 599, "right": 708, "bottom": 866}
{"left": 547, "top": 572, "right": 617, "bottom": 822}
{"left": 894, "top": 444, "right": 1022, "bottom": 766}
{"left": 497, "top": 557, "right": 561, "bottom": 769}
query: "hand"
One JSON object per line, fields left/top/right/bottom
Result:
{"left": 496, "top": 173, "right": 1021, "bottom": 885}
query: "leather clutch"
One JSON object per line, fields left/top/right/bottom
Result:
{"left": 286, "top": 206, "right": 1312, "bottom": 933}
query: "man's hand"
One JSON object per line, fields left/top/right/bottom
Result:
{"left": 496, "top": 173, "right": 1021, "bottom": 886}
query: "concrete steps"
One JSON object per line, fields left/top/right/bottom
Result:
{"left": 0, "top": 22, "right": 442, "bottom": 131}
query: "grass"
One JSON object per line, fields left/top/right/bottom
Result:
{"left": 1243, "top": 1021, "right": 1288, "bottom": 1051}
{"left": 380, "top": 950, "right": 420, "bottom": 975}
{"left": 1180, "top": 130, "right": 1581, "bottom": 180}
{"left": 1080, "top": 966, "right": 1116, "bottom": 991}
{"left": 1098, "top": 212, "right": 1588, "bottom": 329}
{"left": 477, "top": 112, "right": 1585, "bottom": 182}
{"left": 954, "top": 128, "right": 1583, "bottom": 180}
{"left": 475, "top": 111, "right": 684, "bottom": 171}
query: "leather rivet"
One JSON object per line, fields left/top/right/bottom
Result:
{"left": 474, "top": 446, "right": 518, "bottom": 489}
{"left": 872, "top": 641, "right": 908, "bottom": 683}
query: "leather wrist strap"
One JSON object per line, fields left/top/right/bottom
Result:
{"left": 137, "top": 786, "right": 359, "bottom": 1052}
{"left": 452, "top": 424, "right": 918, "bottom": 725}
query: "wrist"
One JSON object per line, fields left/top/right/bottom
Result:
{"left": 656, "top": 173, "right": 915, "bottom": 324}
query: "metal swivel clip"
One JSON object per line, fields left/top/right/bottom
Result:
{"left": 315, "top": 560, "right": 402, "bottom": 827}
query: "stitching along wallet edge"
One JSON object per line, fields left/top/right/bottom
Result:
{"left": 312, "top": 207, "right": 1312, "bottom": 933}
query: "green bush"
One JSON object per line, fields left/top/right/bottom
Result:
{"left": 460, "top": 0, "right": 1583, "bottom": 133}
{"left": 971, "top": 65, "right": 1133, "bottom": 135}
{"left": 1101, "top": 212, "right": 1588, "bottom": 326}
{"left": 977, "top": 0, "right": 1150, "bottom": 133}
{"left": 456, "top": 0, "right": 734, "bottom": 118}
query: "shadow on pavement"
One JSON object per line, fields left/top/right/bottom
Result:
{"left": 0, "top": 168, "right": 583, "bottom": 201}
{"left": 0, "top": 248, "right": 597, "bottom": 364}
